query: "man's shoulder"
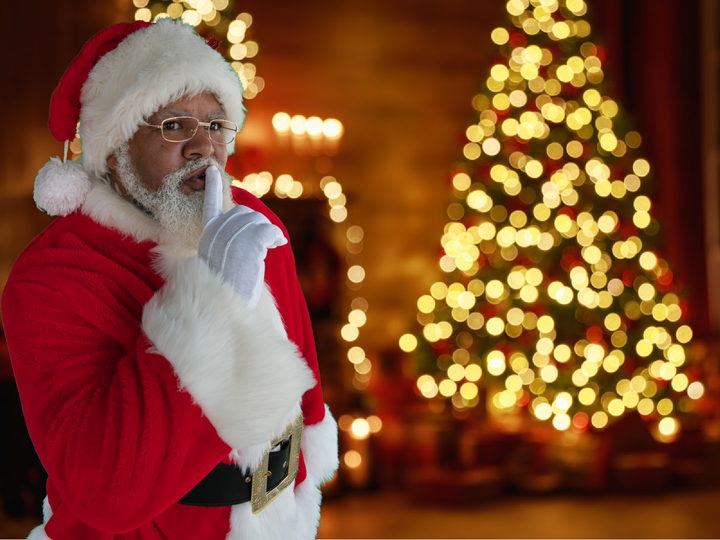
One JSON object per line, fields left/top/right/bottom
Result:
{"left": 25, "top": 212, "right": 125, "bottom": 251}
{"left": 13, "top": 211, "right": 155, "bottom": 273}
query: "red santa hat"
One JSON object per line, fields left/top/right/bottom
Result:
{"left": 35, "top": 18, "right": 246, "bottom": 216}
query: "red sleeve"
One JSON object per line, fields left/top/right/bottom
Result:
{"left": 230, "top": 187, "right": 326, "bottom": 427}
{"left": 296, "top": 280, "right": 326, "bottom": 427}
{"left": 1, "top": 239, "right": 231, "bottom": 533}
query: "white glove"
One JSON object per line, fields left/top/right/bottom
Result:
{"left": 198, "top": 166, "right": 287, "bottom": 310}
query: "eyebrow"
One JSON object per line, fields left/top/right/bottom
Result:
{"left": 151, "top": 109, "right": 227, "bottom": 121}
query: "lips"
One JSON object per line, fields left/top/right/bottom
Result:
{"left": 183, "top": 165, "right": 210, "bottom": 191}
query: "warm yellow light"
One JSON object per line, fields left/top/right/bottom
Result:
{"left": 344, "top": 450, "right": 362, "bottom": 468}
{"left": 460, "top": 382, "right": 478, "bottom": 400}
{"left": 418, "top": 376, "right": 438, "bottom": 398}
{"left": 322, "top": 178, "right": 342, "bottom": 198}
{"left": 639, "top": 251, "right": 658, "bottom": 271}
{"left": 439, "top": 379, "right": 457, "bottom": 397}
{"left": 323, "top": 119, "right": 344, "bottom": 138}
{"left": 525, "top": 159, "right": 543, "bottom": 178}
{"left": 491, "top": 27, "right": 510, "bottom": 45}
{"left": 592, "top": 411, "right": 609, "bottom": 429}
{"left": 658, "top": 417, "right": 679, "bottom": 438}
{"left": 658, "top": 397, "right": 674, "bottom": 416}
{"left": 491, "top": 64, "right": 510, "bottom": 82}
{"left": 633, "top": 159, "right": 651, "bottom": 177}
{"left": 486, "top": 317, "right": 505, "bottom": 336}
{"left": 289, "top": 115, "right": 306, "bottom": 135}
{"left": 582, "top": 245, "right": 602, "bottom": 264}
{"left": 367, "top": 415, "right": 382, "bottom": 433}
{"left": 540, "top": 364, "right": 558, "bottom": 383}
{"left": 348, "top": 346, "right": 365, "bottom": 364}
{"left": 341, "top": 324, "right": 359, "bottom": 342}
{"left": 534, "top": 402, "right": 552, "bottom": 420}
{"left": 483, "top": 138, "right": 501, "bottom": 156}
{"left": 676, "top": 325, "right": 693, "bottom": 344}
{"left": 599, "top": 132, "right": 618, "bottom": 152}
{"left": 399, "top": 334, "right": 417, "bottom": 353}
{"left": 457, "top": 291, "right": 476, "bottom": 309}
{"left": 453, "top": 173, "right": 472, "bottom": 191}
{"left": 417, "top": 295, "right": 436, "bottom": 314}
{"left": 553, "top": 413, "right": 571, "bottom": 431}
{"left": 306, "top": 116, "right": 324, "bottom": 136}
{"left": 546, "top": 142, "right": 564, "bottom": 160}
{"left": 498, "top": 389, "right": 518, "bottom": 408}
{"left": 464, "top": 143, "right": 482, "bottom": 160}
{"left": 447, "top": 364, "right": 465, "bottom": 382}
{"left": 135, "top": 7, "right": 152, "bottom": 21}
{"left": 638, "top": 398, "right": 654, "bottom": 416}
{"left": 487, "top": 351, "right": 506, "bottom": 376}
{"left": 350, "top": 418, "right": 370, "bottom": 440}
{"left": 348, "top": 265, "right": 365, "bottom": 283}
{"left": 228, "top": 19, "right": 247, "bottom": 39}
{"left": 671, "top": 373, "right": 689, "bottom": 392}
{"left": 552, "top": 21, "right": 571, "bottom": 40}
{"left": 578, "top": 387, "right": 596, "bottom": 405}
{"left": 554, "top": 344, "right": 571, "bottom": 363}
{"left": 465, "top": 364, "right": 482, "bottom": 382}
{"left": 607, "top": 399, "right": 625, "bottom": 417}
{"left": 667, "top": 344, "right": 685, "bottom": 365}
{"left": 536, "top": 337, "right": 554, "bottom": 355}
{"left": 638, "top": 283, "right": 655, "bottom": 301}
{"left": 688, "top": 381, "right": 704, "bottom": 399}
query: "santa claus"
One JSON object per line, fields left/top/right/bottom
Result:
{"left": 1, "top": 18, "right": 338, "bottom": 540}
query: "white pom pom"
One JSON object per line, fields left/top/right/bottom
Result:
{"left": 34, "top": 157, "right": 91, "bottom": 216}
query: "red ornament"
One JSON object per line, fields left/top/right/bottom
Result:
{"left": 509, "top": 32, "right": 527, "bottom": 48}
{"left": 586, "top": 325, "right": 604, "bottom": 343}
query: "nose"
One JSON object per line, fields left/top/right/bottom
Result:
{"left": 182, "top": 124, "right": 215, "bottom": 160}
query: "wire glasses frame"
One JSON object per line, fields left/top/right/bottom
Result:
{"left": 141, "top": 116, "right": 239, "bottom": 145}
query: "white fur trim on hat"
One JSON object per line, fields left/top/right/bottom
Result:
{"left": 34, "top": 156, "right": 91, "bottom": 216}
{"left": 80, "top": 18, "right": 245, "bottom": 179}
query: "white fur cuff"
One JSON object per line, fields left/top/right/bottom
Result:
{"left": 142, "top": 256, "right": 316, "bottom": 451}
{"left": 301, "top": 405, "right": 339, "bottom": 485}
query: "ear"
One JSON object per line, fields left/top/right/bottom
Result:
{"left": 107, "top": 153, "right": 118, "bottom": 171}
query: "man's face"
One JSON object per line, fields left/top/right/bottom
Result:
{"left": 107, "top": 92, "right": 231, "bottom": 250}
{"left": 108, "top": 91, "right": 229, "bottom": 195}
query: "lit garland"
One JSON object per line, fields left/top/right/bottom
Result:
{"left": 400, "top": 0, "right": 704, "bottom": 440}
{"left": 233, "top": 171, "right": 373, "bottom": 391}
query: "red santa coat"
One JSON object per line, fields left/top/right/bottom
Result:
{"left": 1, "top": 176, "right": 338, "bottom": 540}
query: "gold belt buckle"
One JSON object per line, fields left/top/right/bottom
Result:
{"left": 250, "top": 413, "right": 303, "bottom": 514}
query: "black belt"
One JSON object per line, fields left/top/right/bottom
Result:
{"left": 178, "top": 437, "right": 292, "bottom": 507}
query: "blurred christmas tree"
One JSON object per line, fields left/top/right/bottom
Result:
{"left": 399, "top": 0, "right": 705, "bottom": 440}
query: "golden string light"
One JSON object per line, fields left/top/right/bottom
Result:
{"left": 400, "top": 0, "right": 703, "bottom": 440}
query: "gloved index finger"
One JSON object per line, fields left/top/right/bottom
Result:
{"left": 202, "top": 165, "right": 224, "bottom": 228}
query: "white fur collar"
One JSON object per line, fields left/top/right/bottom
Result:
{"left": 80, "top": 174, "right": 164, "bottom": 244}
{"left": 80, "top": 173, "right": 236, "bottom": 248}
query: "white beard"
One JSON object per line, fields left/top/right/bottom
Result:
{"left": 114, "top": 143, "right": 222, "bottom": 252}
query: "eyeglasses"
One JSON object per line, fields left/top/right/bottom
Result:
{"left": 141, "top": 116, "right": 239, "bottom": 145}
